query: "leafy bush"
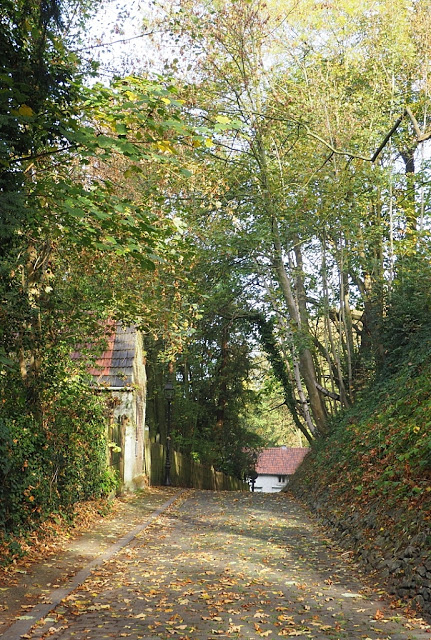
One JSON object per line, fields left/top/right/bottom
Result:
{"left": 0, "top": 370, "right": 116, "bottom": 541}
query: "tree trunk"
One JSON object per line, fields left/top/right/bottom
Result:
{"left": 215, "top": 323, "right": 229, "bottom": 435}
{"left": 271, "top": 226, "right": 328, "bottom": 435}
{"left": 401, "top": 148, "right": 417, "bottom": 232}
{"left": 275, "top": 314, "right": 316, "bottom": 436}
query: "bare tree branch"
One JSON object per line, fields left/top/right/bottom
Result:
{"left": 405, "top": 106, "right": 431, "bottom": 143}
{"left": 315, "top": 382, "right": 341, "bottom": 402}
{"left": 371, "top": 112, "right": 405, "bottom": 162}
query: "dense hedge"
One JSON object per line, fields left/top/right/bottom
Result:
{"left": 0, "top": 374, "right": 116, "bottom": 554}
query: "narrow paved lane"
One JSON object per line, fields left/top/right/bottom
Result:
{"left": 23, "top": 491, "right": 430, "bottom": 639}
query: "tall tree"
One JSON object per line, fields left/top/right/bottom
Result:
{"left": 151, "top": 0, "right": 431, "bottom": 436}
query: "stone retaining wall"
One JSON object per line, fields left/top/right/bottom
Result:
{"left": 288, "top": 479, "right": 431, "bottom": 618}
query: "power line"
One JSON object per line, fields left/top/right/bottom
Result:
{"left": 75, "top": 30, "right": 154, "bottom": 52}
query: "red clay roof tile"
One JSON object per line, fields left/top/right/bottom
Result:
{"left": 255, "top": 447, "right": 309, "bottom": 475}
{"left": 72, "top": 322, "right": 137, "bottom": 388}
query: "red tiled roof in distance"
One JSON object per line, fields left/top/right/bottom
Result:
{"left": 255, "top": 447, "right": 309, "bottom": 475}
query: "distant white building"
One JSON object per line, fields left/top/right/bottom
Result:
{"left": 253, "top": 447, "right": 309, "bottom": 493}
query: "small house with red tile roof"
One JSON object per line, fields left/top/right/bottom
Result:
{"left": 253, "top": 446, "right": 309, "bottom": 492}
{"left": 73, "top": 322, "right": 148, "bottom": 491}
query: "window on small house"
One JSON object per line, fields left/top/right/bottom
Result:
{"left": 278, "top": 475, "right": 286, "bottom": 483}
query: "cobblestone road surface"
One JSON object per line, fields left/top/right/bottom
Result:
{"left": 2, "top": 490, "right": 431, "bottom": 640}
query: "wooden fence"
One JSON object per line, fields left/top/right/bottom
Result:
{"left": 149, "top": 443, "right": 249, "bottom": 491}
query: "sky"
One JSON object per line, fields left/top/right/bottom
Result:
{"left": 81, "top": 0, "right": 175, "bottom": 81}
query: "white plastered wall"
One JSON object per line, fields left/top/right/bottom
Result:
{"left": 111, "top": 390, "right": 144, "bottom": 489}
{"left": 253, "top": 474, "right": 289, "bottom": 493}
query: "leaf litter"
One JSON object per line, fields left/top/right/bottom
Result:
{"left": 8, "top": 491, "right": 431, "bottom": 640}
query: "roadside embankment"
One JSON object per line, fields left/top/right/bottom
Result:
{"left": 288, "top": 349, "right": 431, "bottom": 618}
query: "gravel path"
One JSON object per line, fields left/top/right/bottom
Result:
{"left": 2, "top": 490, "right": 430, "bottom": 640}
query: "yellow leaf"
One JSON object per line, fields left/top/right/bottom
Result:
{"left": 157, "top": 140, "right": 175, "bottom": 154}
{"left": 216, "top": 115, "right": 230, "bottom": 124}
{"left": 18, "top": 104, "right": 34, "bottom": 116}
